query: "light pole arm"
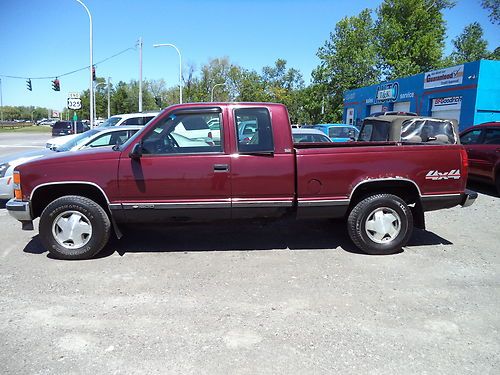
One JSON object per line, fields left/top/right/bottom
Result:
{"left": 211, "top": 83, "right": 226, "bottom": 102}
{"left": 153, "top": 43, "right": 183, "bottom": 104}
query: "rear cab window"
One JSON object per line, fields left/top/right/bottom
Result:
{"left": 358, "top": 120, "right": 391, "bottom": 141}
{"left": 234, "top": 108, "right": 274, "bottom": 153}
{"left": 401, "top": 119, "right": 457, "bottom": 144}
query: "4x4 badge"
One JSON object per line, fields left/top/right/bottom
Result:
{"left": 425, "top": 169, "right": 461, "bottom": 180}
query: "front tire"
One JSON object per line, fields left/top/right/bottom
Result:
{"left": 347, "top": 194, "right": 413, "bottom": 255}
{"left": 39, "top": 195, "right": 111, "bottom": 260}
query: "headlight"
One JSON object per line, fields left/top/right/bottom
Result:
{"left": 0, "top": 163, "right": 10, "bottom": 178}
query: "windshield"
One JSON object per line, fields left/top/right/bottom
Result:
{"left": 56, "top": 129, "right": 101, "bottom": 151}
{"left": 98, "top": 117, "right": 122, "bottom": 128}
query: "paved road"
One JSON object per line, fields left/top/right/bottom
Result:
{"left": 0, "top": 187, "right": 499, "bottom": 374}
{"left": 0, "top": 132, "right": 48, "bottom": 158}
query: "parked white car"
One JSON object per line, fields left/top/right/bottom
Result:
{"left": 45, "top": 112, "right": 160, "bottom": 150}
{"left": 0, "top": 126, "right": 142, "bottom": 200}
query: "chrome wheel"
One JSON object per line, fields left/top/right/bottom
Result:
{"left": 365, "top": 207, "right": 401, "bottom": 244}
{"left": 51, "top": 210, "right": 92, "bottom": 249}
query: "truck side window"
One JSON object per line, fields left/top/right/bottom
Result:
{"left": 235, "top": 108, "right": 274, "bottom": 153}
{"left": 141, "top": 112, "right": 221, "bottom": 155}
{"left": 484, "top": 128, "right": 500, "bottom": 145}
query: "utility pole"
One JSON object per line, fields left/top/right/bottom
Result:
{"left": 0, "top": 78, "right": 3, "bottom": 122}
{"left": 107, "top": 76, "right": 111, "bottom": 118}
{"left": 138, "top": 37, "right": 143, "bottom": 112}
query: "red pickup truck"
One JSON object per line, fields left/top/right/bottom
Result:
{"left": 7, "top": 103, "right": 477, "bottom": 260}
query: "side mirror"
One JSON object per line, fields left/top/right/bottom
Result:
{"left": 129, "top": 142, "right": 142, "bottom": 159}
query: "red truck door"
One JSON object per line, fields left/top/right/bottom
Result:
{"left": 462, "top": 126, "right": 500, "bottom": 180}
{"left": 474, "top": 127, "right": 500, "bottom": 180}
{"left": 116, "top": 107, "right": 232, "bottom": 221}
{"left": 228, "top": 106, "right": 295, "bottom": 218}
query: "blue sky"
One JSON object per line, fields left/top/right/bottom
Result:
{"left": 0, "top": 0, "right": 498, "bottom": 111}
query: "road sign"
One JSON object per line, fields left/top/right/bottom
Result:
{"left": 67, "top": 98, "right": 82, "bottom": 110}
{"left": 52, "top": 110, "right": 60, "bottom": 118}
{"left": 68, "top": 92, "right": 81, "bottom": 99}
{"left": 73, "top": 112, "right": 78, "bottom": 121}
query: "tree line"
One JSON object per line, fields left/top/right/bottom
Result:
{"left": 4, "top": 0, "right": 499, "bottom": 125}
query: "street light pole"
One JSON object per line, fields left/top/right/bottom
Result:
{"left": 211, "top": 83, "right": 226, "bottom": 102}
{"left": 0, "top": 78, "right": 3, "bottom": 122}
{"left": 75, "top": 0, "right": 94, "bottom": 128}
{"left": 138, "top": 37, "right": 143, "bottom": 112}
{"left": 107, "top": 77, "right": 111, "bottom": 118}
{"left": 153, "top": 43, "right": 182, "bottom": 104}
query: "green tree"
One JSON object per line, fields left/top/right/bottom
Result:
{"left": 490, "top": 46, "right": 500, "bottom": 60}
{"left": 482, "top": 0, "right": 500, "bottom": 24}
{"left": 450, "top": 22, "right": 490, "bottom": 64}
{"left": 375, "top": 0, "right": 455, "bottom": 79}
{"left": 313, "top": 9, "right": 379, "bottom": 121}
{"left": 260, "top": 59, "right": 304, "bottom": 123}
{"left": 232, "top": 69, "right": 269, "bottom": 102}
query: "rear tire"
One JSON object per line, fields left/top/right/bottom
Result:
{"left": 39, "top": 195, "right": 111, "bottom": 260}
{"left": 347, "top": 194, "right": 413, "bottom": 255}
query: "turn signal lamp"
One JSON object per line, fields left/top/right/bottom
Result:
{"left": 13, "top": 171, "right": 22, "bottom": 199}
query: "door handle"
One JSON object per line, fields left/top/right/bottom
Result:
{"left": 213, "top": 164, "right": 229, "bottom": 172}
{"left": 496, "top": 148, "right": 500, "bottom": 153}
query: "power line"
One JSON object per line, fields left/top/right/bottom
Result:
{"left": 0, "top": 45, "right": 136, "bottom": 80}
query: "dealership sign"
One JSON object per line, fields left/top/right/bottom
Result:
{"left": 424, "top": 65, "right": 464, "bottom": 89}
{"left": 376, "top": 82, "right": 399, "bottom": 102}
{"left": 432, "top": 96, "right": 462, "bottom": 111}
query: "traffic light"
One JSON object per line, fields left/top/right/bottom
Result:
{"left": 155, "top": 96, "right": 162, "bottom": 107}
{"left": 52, "top": 78, "right": 60, "bottom": 91}
{"left": 26, "top": 79, "right": 32, "bottom": 91}
{"left": 92, "top": 65, "right": 96, "bottom": 81}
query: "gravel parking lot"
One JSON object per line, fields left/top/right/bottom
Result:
{"left": 0, "top": 133, "right": 499, "bottom": 374}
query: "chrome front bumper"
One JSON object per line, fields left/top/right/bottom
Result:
{"left": 460, "top": 189, "right": 478, "bottom": 208}
{"left": 6, "top": 199, "right": 33, "bottom": 222}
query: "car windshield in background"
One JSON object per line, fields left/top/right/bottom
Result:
{"left": 293, "top": 133, "right": 331, "bottom": 143}
{"left": 358, "top": 120, "right": 391, "bottom": 141}
{"left": 401, "top": 119, "right": 456, "bottom": 144}
{"left": 98, "top": 117, "right": 122, "bottom": 127}
{"left": 328, "top": 126, "right": 359, "bottom": 139}
{"left": 56, "top": 129, "right": 101, "bottom": 152}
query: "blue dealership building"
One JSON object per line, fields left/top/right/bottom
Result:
{"left": 343, "top": 59, "right": 500, "bottom": 131}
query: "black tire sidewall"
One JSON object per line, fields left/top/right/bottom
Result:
{"left": 39, "top": 196, "right": 110, "bottom": 260}
{"left": 350, "top": 195, "right": 413, "bottom": 255}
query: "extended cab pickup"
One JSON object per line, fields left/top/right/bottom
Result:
{"left": 7, "top": 103, "right": 477, "bottom": 259}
